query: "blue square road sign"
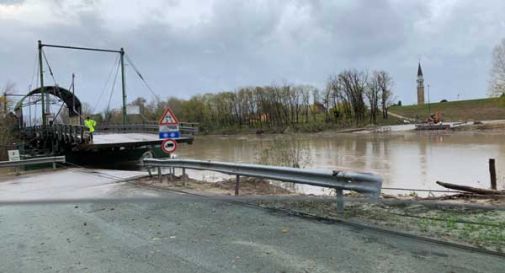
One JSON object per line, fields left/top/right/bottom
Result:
{"left": 159, "top": 131, "right": 180, "bottom": 139}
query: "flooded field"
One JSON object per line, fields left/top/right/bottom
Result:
{"left": 177, "top": 131, "right": 505, "bottom": 194}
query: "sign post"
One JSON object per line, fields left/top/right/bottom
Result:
{"left": 159, "top": 108, "right": 180, "bottom": 139}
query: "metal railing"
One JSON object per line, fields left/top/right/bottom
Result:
{"left": 0, "top": 156, "right": 66, "bottom": 170}
{"left": 52, "top": 124, "right": 89, "bottom": 143}
{"left": 21, "top": 125, "right": 90, "bottom": 144}
{"left": 97, "top": 122, "right": 199, "bottom": 135}
{"left": 179, "top": 122, "right": 199, "bottom": 135}
{"left": 143, "top": 158, "right": 383, "bottom": 212}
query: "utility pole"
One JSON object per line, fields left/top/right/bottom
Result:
{"left": 120, "top": 47, "right": 127, "bottom": 125}
{"left": 71, "top": 73, "right": 77, "bottom": 124}
{"left": 38, "top": 40, "right": 46, "bottom": 126}
{"left": 427, "top": 84, "right": 431, "bottom": 115}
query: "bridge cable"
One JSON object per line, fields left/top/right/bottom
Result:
{"left": 124, "top": 53, "right": 160, "bottom": 101}
{"left": 105, "top": 57, "right": 122, "bottom": 118}
{"left": 91, "top": 55, "right": 121, "bottom": 114}
{"left": 41, "top": 49, "right": 58, "bottom": 87}
{"left": 41, "top": 49, "right": 64, "bottom": 115}
{"left": 29, "top": 52, "right": 38, "bottom": 91}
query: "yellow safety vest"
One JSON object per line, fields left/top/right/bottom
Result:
{"left": 84, "top": 119, "right": 97, "bottom": 133}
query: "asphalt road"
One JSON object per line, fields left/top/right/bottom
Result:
{"left": 1, "top": 187, "right": 503, "bottom": 273}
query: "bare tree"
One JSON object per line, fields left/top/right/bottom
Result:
{"left": 0, "top": 82, "right": 18, "bottom": 160}
{"left": 366, "top": 72, "right": 381, "bottom": 124}
{"left": 376, "top": 71, "right": 393, "bottom": 119}
{"left": 489, "top": 38, "right": 505, "bottom": 97}
{"left": 338, "top": 70, "right": 367, "bottom": 123}
{"left": 1, "top": 81, "right": 16, "bottom": 115}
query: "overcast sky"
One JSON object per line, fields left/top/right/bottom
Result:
{"left": 1, "top": 0, "right": 505, "bottom": 112}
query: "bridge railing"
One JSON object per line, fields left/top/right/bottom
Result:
{"left": 179, "top": 122, "right": 199, "bottom": 135}
{"left": 97, "top": 124, "right": 158, "bottom": 133}
{"left": 96, "top": 122, "right": 199, "bottom": 135}
{"left": 20, "top": 125, "right": 90, "bottom": 144}
{"left": 143, "top": 158, "right": 383, "bottom": 213}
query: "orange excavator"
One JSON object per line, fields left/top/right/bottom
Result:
{"left": 427, "top": 112, "right": 442, "bottom": 124}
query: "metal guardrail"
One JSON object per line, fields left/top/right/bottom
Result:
{"left": 143, "top": 158, "right": 383, "bottom": 212}
{"left": 0, "top": 156, "right": 66, "bottom": 170}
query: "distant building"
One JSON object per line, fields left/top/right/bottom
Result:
{"left": 417, "top": 62, "right": 425, "bottom": 105}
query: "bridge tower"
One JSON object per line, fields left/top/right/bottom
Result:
{"left": 417, "top": 62, "right": 425, "bottom": 105}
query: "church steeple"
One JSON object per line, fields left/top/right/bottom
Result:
{"left": 416, "top": 62, "right": 425, "bottom": 105}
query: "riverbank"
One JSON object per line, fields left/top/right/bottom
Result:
{"left": 196, "top": 117, "right": 505, "bottom": 136}
{"left": 135, "top": 175, "right": 505, "bottom": 253}
{"left": 198, "top": 115, "right": 404, "bottom": 135}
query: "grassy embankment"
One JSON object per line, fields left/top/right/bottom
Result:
{"left": 389, "top": 97, "right": 505, "bottom": 122}
{"left": 202, "top": 115, "right": 403, "bottom": 135}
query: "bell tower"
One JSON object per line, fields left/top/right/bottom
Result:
{"left": 417, "top": 62, "right": 425, "bottom": 105}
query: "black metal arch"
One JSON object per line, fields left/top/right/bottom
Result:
{"left": 14, "top": 86, "right": 82, "bottom": 117}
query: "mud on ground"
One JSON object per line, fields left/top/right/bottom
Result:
{"left": 135, "top": 175, "right": 292, "bottom": 195}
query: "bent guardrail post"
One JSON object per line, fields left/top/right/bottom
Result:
{"left": 143, "top": 158, "right": 383, "bottom": 213}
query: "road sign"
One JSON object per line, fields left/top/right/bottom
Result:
{"left": 159, "top": 107, "right": 180, "bottom": 139}
{"left": 7, "top": 150, "right": 20, "bottom": 161}
{"left": 127, "top": 105, "right": 140, "bottom": 115}
{"left": 159, "top": 108, "right": 179, "bottom": 125}
{"left": 159, "top": 131, "right": 180, "bottom": 139}
{"left": 160, "top": 138, "right": 177, "bottom": 154}
{"left": 159, "top": 124, "right": 179, "bottom": 132}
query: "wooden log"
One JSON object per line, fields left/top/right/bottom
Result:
{"left": 436, "top": 181, "right": 504, "bottom": 195}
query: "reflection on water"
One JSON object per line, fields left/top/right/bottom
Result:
{"left": 177, "top": 131, "right": 505, "bottom": 193}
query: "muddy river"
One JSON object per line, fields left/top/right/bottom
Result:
{"left": 177, "top": 131, "right": 505, "bottom": 194}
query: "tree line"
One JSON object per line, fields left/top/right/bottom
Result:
{"left": 99, "top": 69, "right": 395, "bottom": 132}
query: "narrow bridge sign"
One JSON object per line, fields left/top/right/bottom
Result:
{"left": 159, "top": 108, "right": 180, "bottom": 139}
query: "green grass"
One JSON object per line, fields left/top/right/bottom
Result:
{"left": 389, "top": 97, "right": 505, "bottom": 121}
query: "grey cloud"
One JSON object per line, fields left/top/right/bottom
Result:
{"left": 0, "top": 0, "right": 24, "bottom": 4}
{"left": 1, "top": 0, "right": 505, "bottom": 111}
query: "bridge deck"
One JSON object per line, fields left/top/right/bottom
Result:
{"left": 92, "top": 133, "right": 160, "bottom": 145}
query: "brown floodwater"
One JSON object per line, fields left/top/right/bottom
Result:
{"left": 177, "top": 131, "right": 505, "bottom": 194}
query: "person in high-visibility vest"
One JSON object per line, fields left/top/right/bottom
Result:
{"left": 84, "top": 116, "right": 97, "bottom": 141}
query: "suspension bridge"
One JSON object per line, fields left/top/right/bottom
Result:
{"left": 9, "top": 41, "right": 196, "bottom": 167}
